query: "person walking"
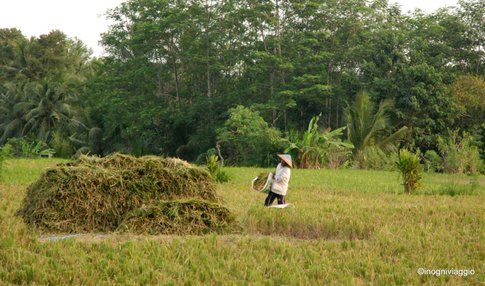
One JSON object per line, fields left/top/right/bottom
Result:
{"left": 264, "top": 154, "right": 292, "bottom": 206}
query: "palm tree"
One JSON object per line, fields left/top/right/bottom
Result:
{"left": 0, "top": 83, "right": 33, "bottom": 143}
{"left": 21, "top": 82, "right": 74, "bottom": 141}
{"left": 0, "top": 39, "right": 33, "bottom": 82}
{"left": 345, "top": 91, "right": 408, "bottom": 157}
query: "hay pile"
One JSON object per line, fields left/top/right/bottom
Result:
{"left": 118, "top": 199, "right": 234, "bottom": 235}
{"left": 17, "top": 153, "right": 235, "bottom": 234}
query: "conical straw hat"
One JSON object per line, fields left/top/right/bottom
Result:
{"left": 277, "top": 154, "right": 293, "bottom": 168}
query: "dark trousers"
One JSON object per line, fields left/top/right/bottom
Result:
{"left": 264, "top": 191, "right": 285, "bottom": 206}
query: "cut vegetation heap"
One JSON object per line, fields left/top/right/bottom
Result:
{"left": 17, "top": 153, "right": 235, "bottom": 234}
{"left": 252, "top": 172, "right": 270, "bottom": 192}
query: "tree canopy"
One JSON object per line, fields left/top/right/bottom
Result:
{"left": 0, "top": 0, "right": 483, "bottom": 167}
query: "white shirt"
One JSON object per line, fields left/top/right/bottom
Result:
{"left": 271, "top": 163, "right": 291, "bottom": 196}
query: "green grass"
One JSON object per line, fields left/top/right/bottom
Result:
{"left": 1, "top": 159, "right": 484, "bottom": 285}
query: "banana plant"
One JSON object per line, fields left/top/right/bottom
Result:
{"left": 284, "top": 114, "right": 353, "bottom": 168}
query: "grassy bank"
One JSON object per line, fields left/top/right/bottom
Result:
{"left": 0, "top": 159, "right": 483, "bottom": 285}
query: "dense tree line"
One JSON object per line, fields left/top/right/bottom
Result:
{"left": 0, "top": 29, "right": 93, "bottom": 156}
{"left": 0, "top": 0, "right": 483, "bottom": 168}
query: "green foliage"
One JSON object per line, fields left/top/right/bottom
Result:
{"left": 0, "top": 143, "right": 13, "bottom": 159}
{"left": 434, "top": 183, "right": 479, "bottom": 196}
{"left": 418, "top": 176, "right": 481, "bottom": 196}
{"left": 5, "top": 137, "right": 55, "bottom": 158}
{"left": 450, "top": 75, "right": 485, "bottom": 157}
{"left": 206, "top": 155, "right": 229, "bottom": 183}
{"left": 69, "top": 127, "right": 104, "bottom": 157}
{"left": 0, "top": 143, "right": 13, "bottom": 179}
{"left": 85, "top": 0, "right": 482, "bottom": 161}
{"left": 20, "top": 82, "right": 75, "bottom": 142}
{"left": 423, "top": 150, "right": 443, "bottom": 172}
{"left": 0, "top": 83, "right": 25, "bottom": 143}
{"left": 0, "top": 0, "right": 484, "bottom": 166}
{"left": 51, "top": 131, "right": 75, "bottom": 158}
{"left": 0, "top": 146, "right": 8, "bottom": 179}
{"left": 325, "top": 145, "right": 353, "bottom": 169}
{"left": 0, "top": 155, "right": 5, "bottom": 179}
{"left": 22, "top": 141, "right": 55, "bottom": 158}
{"left": 451, "top": 75, "right": 485, "bottom": 121}
{"left": 345, "top": 92, "right": 408, "bottom": 157}
{"left": 217, "top": 106, "right": 282, "bottom": 167}
{"left": 206, "top": 155, "right": 219, "bottom": 177}
{"left": 437, "top": 131, "right": 482, "bottom": 174}
{"left": 196, "top": 148, "right": 217, "bottom": 165}
{"left": 0, "top": 28, "right": 91, "bottom": 153}
{"left": 395, "top": 149, "right": 423, "bottom": 194}
{"left": 285, "top": 114, "right": 353, "bottom": 169}
{"left": 426, "top": 182, "right": 479, "bottom": 196}
{"left": 355, "top": 146, "right": 397, "bottom": 171}
{"left": 0, "top": 29, "right": 92, "bottom": 83}
{"left": 394, "top": 64, "right": 459, "bottom": 150}
{"left": 214, "top": 169, "right": 230, "bottom": 184}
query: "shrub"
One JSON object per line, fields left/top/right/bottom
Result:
{"left": 206, "top": 155, "right": 230, "bottom": 183}
{"left": 326, "top": 145, "right": 353, "bottom": 169}
{"left": 0, "top": 143, "right": 12, "bottom": 158}
{"left": 395, "top": 149, "right": 423, "bottom": 194}
{"left": 5, "top": 137, "right": 55, "bottom": 158}
{"left": 214, "top": 169, "right": 230, "bottom": 183}
{"left": 354, "top": 146, "right": 397, "bottom": 170}
{"left": 51, "top": 131, "right": 75, "bottom": 158}
{"left": 423, "top": 150, "right": 442, "bottom": 172}
{"left": 437, "top": 131, "right": 482, "bottom": 174}
{"left": 206, "top": 154, "right": 219, "bottom": 175}
{"left": 196, "top": 148, "right": 217, "bottom": 165}
{"left": 217, "top": 106, "right": 282, "bottom": 166}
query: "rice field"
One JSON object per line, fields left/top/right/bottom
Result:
{"left": 0, "top": 158, "right": 484, "bottom": 285}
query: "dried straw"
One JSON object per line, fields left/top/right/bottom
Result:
{"left": 117, "top": 199, "right": 236, "bottom": 235}
{"left": 253, "top": 172, "right": 270, "bottom": 191}
{"left": 17, "top": 153, "right": 234, "bottom": 234}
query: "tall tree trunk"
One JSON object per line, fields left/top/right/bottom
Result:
{"left": 275, "top": 0, "right": 285, "bottom": 84}
{"left": 170, "top": 37, "right": 180, "bottom": 107}
{"left": 206, "top": 65, "right": 211, "bottom": 98}
{"left": 155, "top": 60, "right": 166, "bottom": 101}
{"left": 172, "top": 59, "right": 180, "bottom": 107}
{"left": 205, "top": 0, "right": 212, "bottom": 98}
{"left": 335, "top": 97, "right": 339, "bottom": 128}
{"left": 327, "top": 62, "right": 333, "bottom": 127}
{"left": 276, "top": 0, "right": 288, "bottom": 129}
{"left": 272, "top": 0, "right": 284, "bottom": 125}
{"left": 270, "top": 70, "right": 275, "bottom": 101}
